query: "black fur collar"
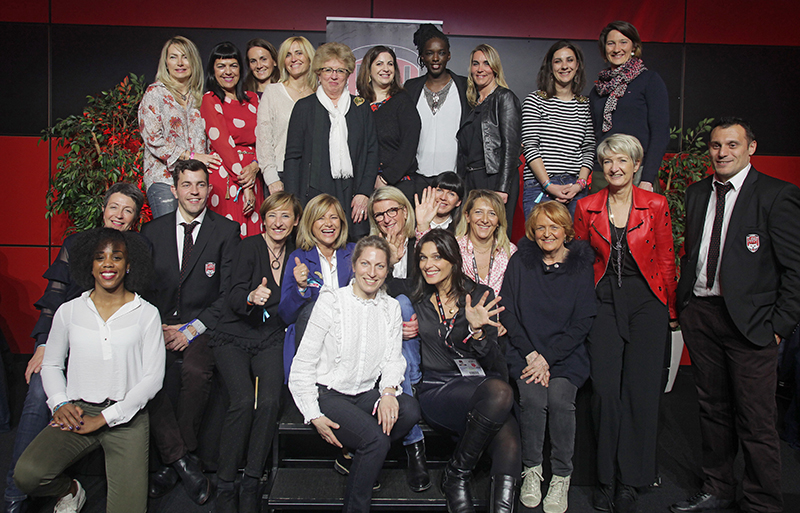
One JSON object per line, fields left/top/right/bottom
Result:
{"left": 516, "top": 237, "right": 594, "bottom": 274}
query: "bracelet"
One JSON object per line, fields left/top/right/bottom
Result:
{"left": 576, "top": 178, "right": 587, "bottom": 190}
{"left": 468, "top": 325, "right": 486, "bottom": 340}
{"left": 247, "top": 293, "right": 255, "bottom": 306}
{"left": 543, "top": 180, "right": 552, "bottom": 190}
{"left": 189, "top": 151, "right": 195, "bottom": 160}
{"left": 53, "top": 401, "right": 70, "bottom": 414}
{"left": 178, "top": 321, "right": 199, "bottom": 343}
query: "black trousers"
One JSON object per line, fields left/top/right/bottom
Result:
{"left": 213, "top": 343, "right": 283, "bottom": 482}
{"left": 149, "top": 334, "right": 215, "bottom": 464}
{"left": 681, "top": 296, "right": 782, "bottom": 512}
{"left": 587, "top": 274, "right": 667, "bottom": 487}
{"left": 318, "top": 387, "right": 420, "bottom": 513}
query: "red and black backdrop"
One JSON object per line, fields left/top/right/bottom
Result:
{"left": 1, "top": 0, "right": 799, "bottom": 353}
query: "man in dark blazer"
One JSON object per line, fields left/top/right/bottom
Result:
{"left": 671, "top": 118, "right": 800, "bottom": 513}
{"left": 141, "top": 159, "right": 240, "bottom": 505}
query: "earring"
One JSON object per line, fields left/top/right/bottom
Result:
{"left": 126, "top": 269, "right": 130, "bottom": 274}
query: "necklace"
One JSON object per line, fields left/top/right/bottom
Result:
{"left": 424, "top": 78, "right": 453, "bottom": 115}
{"left": 286, "top": 82, "right": 308, "bottom": 95}
{"left": 263, "top": 235, "right": 285, "bottom": 270}
{"left": 471, "top": 241, "right": 495, "bottom": 283}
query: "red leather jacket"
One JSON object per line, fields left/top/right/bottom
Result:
{"left": 574, "top": 187, "right": 677, "bottom": 319}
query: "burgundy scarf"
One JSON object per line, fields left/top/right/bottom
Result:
{"left": 594, "top": 57, "right": 647, "bottom": 132}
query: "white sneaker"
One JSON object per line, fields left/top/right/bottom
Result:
{"left": 543, "top": 474, "right": 571, "bottom": 513}
{"left": 520, "top": 464, "right": 544, "bottom": 508}
{"left": 54, "top": 479, "right": 86, "bottom": 513}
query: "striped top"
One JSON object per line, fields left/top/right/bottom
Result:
{"left": 521, "top": 90, "right": 595, "bottom": 181}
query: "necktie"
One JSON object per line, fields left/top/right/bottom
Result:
{"left": 180, "top": 221, "right": 198, "bottom": 277}
{"left": 706, "top": 181, "right": 733, "bottom": 289}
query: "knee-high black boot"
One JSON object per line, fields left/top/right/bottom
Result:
{"left": 489, "top": 475, "right": 519, "bottom": 513}
{"left": 441, "top": 410, "right": 504, "bottom": 513}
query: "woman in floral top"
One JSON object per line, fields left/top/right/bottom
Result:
{"left": 139, "top": 36, "right": 220, "bottom": 218}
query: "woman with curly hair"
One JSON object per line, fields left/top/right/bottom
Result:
{"left": 14, "top": 228, "right": 165, "bottom": 513}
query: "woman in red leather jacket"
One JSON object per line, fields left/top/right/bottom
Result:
{"left": 574, "top": 133, "right": 676, "bottom": 513}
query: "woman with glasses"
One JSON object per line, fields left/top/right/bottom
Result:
{"left": 284, "top": 42, "right": 379, "bottom": 241}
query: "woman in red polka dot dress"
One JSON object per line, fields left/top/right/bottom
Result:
{"left": 201, "top": 41, "right": 263, "bottom": 238}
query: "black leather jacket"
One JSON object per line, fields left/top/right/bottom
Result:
{"left": 458, "top": 86, "right": 522, "bottom": 194}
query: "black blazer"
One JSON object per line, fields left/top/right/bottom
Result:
{"left": 283, "top": 94, "right": 379, "bottom": 211}
{"left": 677, "top": 168, "right": 800, "bottom": 344}
{"left": 141, "top": 209, "right": 241, "bottom": 328}
{"left": 404, "top": 70, "right": 470, "bottom": 125}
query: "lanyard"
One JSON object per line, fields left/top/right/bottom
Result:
{"left": 435, "top": 291, "right": 462, "bottom": 354}
{"left": 471, "top": 242, "right": 495, "bottom": 286}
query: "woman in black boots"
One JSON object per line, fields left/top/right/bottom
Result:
{"left": 412, "top": 229, "right": 521, "bottom": 513}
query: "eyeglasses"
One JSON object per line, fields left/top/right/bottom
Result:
{"left": 319, "top": 67, "right": 349, "bottom": 76}
{"left": 373, "top": 206, "right": 403, "bottom": 222}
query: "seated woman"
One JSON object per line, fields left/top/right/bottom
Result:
{"left": 357, "top": 46, "right": 421, "bottom": 205}
{"left": 500, "top": 202, "right": 596, "bottom": 513}
{"left": 412, "top": 229, "right": 521, "bottom": 513}
{"left": 200, "top": 41, "right": 262, "bottom": 238}
{"left": 289, "top": 236, "right": 420, "bottom": 513}
{"left": 414, "top": 171, "right": 465, "bottom": 234}
{"left": 283, "top": 42, "right": 379, "bottom": 240}
{"left": 210, "top": 192, "right": 302, "bottom": 513}
{"left": 4, "top": 183, "right": 145, "bottom": 512}
{"left": 243, "top": 38, "right": 279, "bottom": 98}
{"left": 14, "top": 228, "right": 165, "bottom": 513}
{"left": 366, "top": 186, "right": 430, "bottom": 491}
{"left": 279, "top": 194, "right": 355, "bottom": 375}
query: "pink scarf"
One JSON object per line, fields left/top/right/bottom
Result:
{"left": 594, "top": 57, "right": 647, "bottom": 132}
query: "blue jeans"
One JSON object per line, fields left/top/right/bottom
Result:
{"left": 522, "top": 174, "right": 586, "bottom": 219}
{"left": 146, "top": 182, "right": 178, "bottom": 219}
{"left": 5, "top": 372, "right": 50, "bottom": 502}
{"left": 396, "top": 295, "right": 424, "bottom": 445}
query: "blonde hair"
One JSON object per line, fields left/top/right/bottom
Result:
{"left": 155, "top": 36, "right": 204, "bottom": 105}
{"left": 313, "top": 42, "right": 356, "bottom": 76}
{"left": 526, "top": 201, "right": 574, "bottom": 242}
{"left": 455, "top": 189, "right": 511, "bottom": 256}
{"left": 296, "top": 194, "right": 349, "bottom": 251}
{"left": 367, "top": 186, "right": 416, "bottom": 239}
{"left": 277, "top": 36, "right": 318, "bottom": 93}
{"left": 466, "top": 44, "right": 509, "bottom": 107}
{"left": 597, "top": 133, "right": 644, "bottom": 164}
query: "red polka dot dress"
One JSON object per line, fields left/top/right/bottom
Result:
{"left": 200, "top": 91, "right": 262, "bottom": 238}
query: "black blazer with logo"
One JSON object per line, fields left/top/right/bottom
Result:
{"left": 141, "top": 209, "right": 241, "bottom": 328}
{"left": 677, "top": 168, "right": 800, "bottom": 345}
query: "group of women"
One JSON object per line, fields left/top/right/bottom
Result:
{"left": 17, "top": 17, "right": 675, "bottom": 513}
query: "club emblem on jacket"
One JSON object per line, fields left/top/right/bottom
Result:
{"left": 746, "top": 234, "right": 760, "bottom": 253}
{"left": 205, "top": 262, "right": 216, "bottom": 277}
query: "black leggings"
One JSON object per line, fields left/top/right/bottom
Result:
{"left": 418, "top": 374, "right": 521, "bottom": 476}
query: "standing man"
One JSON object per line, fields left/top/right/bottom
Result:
{"left": 141, "top": 159, "right": 240, "bottom": 505}
{"left": 671, "top": 118, "right": 800, "bottom": 513}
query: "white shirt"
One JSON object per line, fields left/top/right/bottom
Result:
{"left": 42, "top": 292, "right": 166, "bottom": 427}
{"left": 288, "top": 285, "right": 405, "bottom": 424}
{"left": 693, "top": 164, "right": 751, "bottom": 297}
{"left": 392, "top": 239, "right": 409, "bottom": 279}
{"left": 431, "top": 217, "right": 453, "bottom": 231}
{"left": 317, "top": 247, "right": 339, "bottom": 290}
{"left": 416, "top": 82, "right": 461, "bottom": 177}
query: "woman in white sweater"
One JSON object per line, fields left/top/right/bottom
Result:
{"left": 289, "top": 235, "right": 420, "bottom": 513}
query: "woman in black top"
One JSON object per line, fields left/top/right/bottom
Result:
{"left": 357, "top": 46, "right": 421, "bottom": 206}
{"left": 209, "top": 192, "right": 302, "bottom": 513}
{"left": 457, "top": 44, "right": 522, "bottom": 236}
{"left": 412, "top": 229, "right": 521, "bottom": 513}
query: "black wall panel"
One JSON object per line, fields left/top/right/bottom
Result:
{"left": 0, "top": 23, "right": 49, "bottom": 136}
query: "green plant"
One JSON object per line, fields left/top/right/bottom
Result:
{"left": 42, "top": 73, "right": 148, "bottom": 237}
{"left": 659, "top": 117, "right": 714, "bottom": 269}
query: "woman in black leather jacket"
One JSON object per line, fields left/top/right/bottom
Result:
{"left": 457, "top": 44, "right": 522, "bottom": 236}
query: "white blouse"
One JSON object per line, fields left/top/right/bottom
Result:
{"left": 42, "top": 292, "right": 166, "bottom": 427}
{"left": 256, "top": 83, "right": 297, "bottom": 185}
{"left": 288, "top": 284, "right": 405, "bottom": 423}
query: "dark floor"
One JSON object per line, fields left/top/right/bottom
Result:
{"left": 1, "top": 366, "right": 799, "bottom": 512}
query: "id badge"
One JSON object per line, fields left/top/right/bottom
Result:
{"left": 455, "top": 358, "right": 485, "bottom": 377}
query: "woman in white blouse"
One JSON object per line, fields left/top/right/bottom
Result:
{"left": 289, "top": 235, "right": 420, "bottom": 513}
{"left": 256, "top": 36, "right": 317, "bottom": 195}
{"left": 14, "top": 228, "right": 165, "bottom": 513}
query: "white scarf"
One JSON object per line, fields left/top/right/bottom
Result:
{"left": 316, "top": 87, "right": 353, "bottom": 179}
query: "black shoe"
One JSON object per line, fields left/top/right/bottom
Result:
{"left": 614, "top": 484, "right": 637, "bottom": 513}
{"left": 172, "top": 453, "right": 212, "bottom": 505}
{"left": 4, "top": 498, "right": 27, "bottom": 513}
{"left": 488, "top": 475, "right": 520, "bottom": 513}
{"left": 148, "top": 465, "right": 179, "bottom": 499}
{"left": 592, "top": 483, "right": 614, "bottom": 512}
{"left": 334, "top": 451, "right": 380, "bottom": 490}
{"left": 670, "top": 491, "right": 734, "bottom": 512}
{"left": 405, "top": 440, "right": 432, "bottom": 492}
{"left": 239, "top": 476, "right": 262, "bottom": 513}
{"left": 441, "top": 465, "right": 475, "bottom": 513}
{"left": 215, "top": 481, "right": 237, "bottom": 513}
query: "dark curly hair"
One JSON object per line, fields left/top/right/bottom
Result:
{"left": 413, "top": 24, "right": 450, "bottom": 68}
{"left": 411, "top": 228, "right": 476, "bottom": 303}
{"left": 70, "top": 228, "right": 154, "bottom": 294}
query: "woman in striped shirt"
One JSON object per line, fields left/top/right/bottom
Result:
{"left": 521, "top": 40, "right": 595, "bottom": 218}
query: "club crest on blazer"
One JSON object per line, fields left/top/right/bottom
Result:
{"left": 746, "top": 234, "right": 760, "bottom": 253}
{"left": 205, "top": 262, "right": 216, "bottom": 277}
